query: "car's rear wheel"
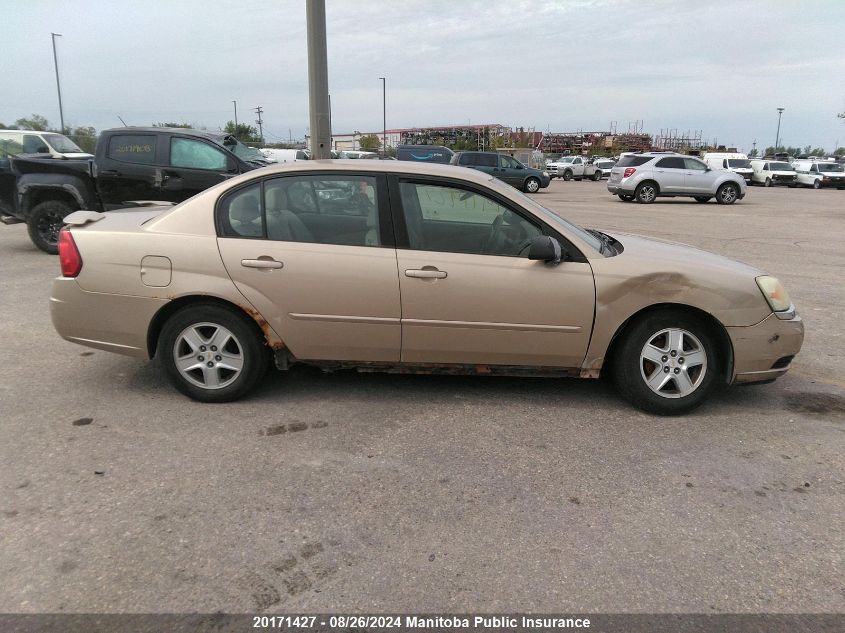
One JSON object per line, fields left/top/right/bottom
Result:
{"left": 27, "top": 200, "right": 74, "bottom": 254}
{"left": 592, "top": 170, "right": 602, "bottom": 181}
{"left": 611, "top": 311, "right": 719, "bottom": 415}
{"left": 159, "top": 304, "right": 269, "bottom": 402}
{"left": 694, "top": 196, "right": 710, "bottom": 203}
{"left": 562, "top": 170, "right": 573, "bottom": 181}
{"left": 764, "top": 177, "right": 772, "bottom": 187}
{"left": 618, "top": 193, "right": 634, "bottom": 202}
{"left": 634, "top": 181, "right": 658, "bottom": 203}
{"left": 716, "top": 182, "right": 739, "bottom": 204}
{"left": 524, "top": 177, "right": 541, "bottom": 193}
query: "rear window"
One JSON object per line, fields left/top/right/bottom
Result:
{"left": 108, "top": 134, "right": 157, "bottom": 164}
{"left": 616, "top": 156, "right": 652, "bottom": 167}
{"left": 397, "top": 147, "right": 453, "bottom": 164}
{"left": 458, "top": 153, "right": 476, "bottom": 166}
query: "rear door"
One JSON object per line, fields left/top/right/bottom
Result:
{"left": 95, "top": 132, "right": 162, "bottom": 207}
{"left": 653, "top": 156, "right": 686, "bottom": 192}
{"left": 216, "top": 171, "right": 401, "bottom": 362}
{"left": 159, "top": 135, "right": 238, "bottom": 202}
{"left": 391, "top": 176, "right": 595, "bottom": 367}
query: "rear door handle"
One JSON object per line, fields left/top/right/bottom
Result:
{"left": 405, "top": 268, "right": 447, "bottom": 279}
{"left": 242, "top": 258, "right": 283, "bottom": 270}
{"left": 100, "top": 169, "right": 120, "bottom": 176}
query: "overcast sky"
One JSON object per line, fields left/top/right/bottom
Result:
{"left": 2, "top": 0, "right": 844, "bottom": 152}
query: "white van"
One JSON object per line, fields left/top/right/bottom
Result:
{"left": 749, "top": 159, "right": 797, "bottom": 187}
{"left": 340, "top": 150, "right": 378, "bottom": 159}
{"left": 792, "top": 160, "right": 845, "bottom": 189}
{"left": 259, "top": 148, "right": 310, "bottom": 163}
{"left": 0, "top": 130, "right": 93, "bottom": 159}
{"left": 702, "top": 153, "right": 753, "bottom": 183}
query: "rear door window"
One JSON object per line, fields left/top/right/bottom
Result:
{"left": 107, "top": 134, "right": 157, "bottom": 164}
{"left": 476, "top": 154, "right": 497, "bottom": 167}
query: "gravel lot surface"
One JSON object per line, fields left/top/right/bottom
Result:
{"left": 1, "top": 181, "right": 842, "bottom": 613}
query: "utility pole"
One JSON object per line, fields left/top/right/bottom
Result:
{"left": 379, "top": 77, "right": 386, "bottom": 154}
{"left": 50, "top": 33, "right": 65, "bottom": 133}
{"left": 254, "top": 106, "right": 264, "bottom": 144}
{"left": 775, "top": 107, "right": 785, "bottom": 151}
{"left": 232, "top": 100, "right": 238, "bottom": 132}
{"left": 306, "top": 0, "right": 331, "bottom": 159}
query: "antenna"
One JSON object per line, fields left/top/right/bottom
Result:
{"left": 117, "top": 115, "right": 128, "bottom": 127}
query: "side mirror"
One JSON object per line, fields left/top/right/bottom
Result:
{"left": 515, "top": 164, "right": 524, "bottom": 169}
{"left": 226, "top": 156, "right": 239, "bottom": 173}
{"left": 528, "top": 235, "right": 563, "bottom": 264}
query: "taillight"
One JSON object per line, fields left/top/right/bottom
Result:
{"left": 623, "top": 167, "right": 637, "bottom": 178}
{"left": 58, "top": 228, "right": 82, "bottom": 277}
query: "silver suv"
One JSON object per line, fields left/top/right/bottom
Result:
{"left": 607, "top": 152, "right": 747, "bottom": 204}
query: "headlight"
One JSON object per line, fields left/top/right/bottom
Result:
{"left": 756, "top": 275, "right": 795, "bottom": 318}
{"left": 542, "top": 171, "right": 549, "bottom": 177}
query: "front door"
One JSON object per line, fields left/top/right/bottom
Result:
{"left": 216, "top": 172, "right": 401, "bottom": 362}
{"left": 159, "top": 135, "right": 236, "bottom": 203}
{"left": 392, "top": 178, "right": 595, "bottom": 368}
{"left": 95, "top": 132, "right": 162, "bottom": 208}
{"left": 497, "top": 154, "right": 524, "bottom": 187}
{"left": 682, "top": 157, "right": 714, "bottom": 193}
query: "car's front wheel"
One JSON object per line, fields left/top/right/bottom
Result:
{"left": 27, "top": 199, "right": 75, "bottom": 254}
{"left": 634, "top": 181, "right": 658, "bottom": 203}
{"left": 562, "top": 170, "right": 573, "bottom": 181}
{"left": 716, "top": 182, "right": 739, "bottom": 204}
{"left": 764, "top": 177, "right": 772, "bottom": 187}
{"left": 159, "top": 304, "right": 269, "bottom": 402}
{"left": 592, "top": 170, "right": 602, "bottom": 181}
{"left": 524, "top": 177, "right": 541, "bottom": 193}
{"left": 611, "top": 312, "right": 719, "bottom": 415}
{"left": 812, "top": 180, "right": 821, "bottom": 189}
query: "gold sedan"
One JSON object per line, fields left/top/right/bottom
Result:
{"left": 50, "top": 161, "right": 803, "bottom": 415}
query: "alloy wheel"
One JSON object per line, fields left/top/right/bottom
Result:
{"left": 173, "top": 322, "right": 244, "bottom": 390}
{"left": 639, "top": 328, "right": 707, "bottom": 399}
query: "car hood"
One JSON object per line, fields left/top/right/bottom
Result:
{"left": 604, "top": 231, "right": 763, "bottom": 277}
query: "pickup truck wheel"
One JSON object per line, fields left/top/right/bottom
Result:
{"left": 562, "top": 170, "right": 573, "bottom": 181}
{"left": 592, "top": 170, "right": 602, "bottom": 181}
{"left": 27, "top": 200, "right": 74, "bottom": 254}
{"left": 716, "top": 182, "right": 739, "bottom": 204}
{"left": 159, "top": 304, "right": 269, "bottom": 403}
{"left": 634, "top": 182, "right": 658, "bottom": 203}
{"left": 812, "top": 180, "right": 821, "bottom": 189}
{"left": 764, "top": 177, "right": 772, "bottom": 187}
{"left": 524, "top": 177, "right": 541, "bottom": 193}
{"left": 611, "top": 311, "right": 718, "bottom": 415}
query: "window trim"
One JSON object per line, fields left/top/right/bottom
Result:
{"left": 214, "top": 171, "right": 394, "bottom": 248}
{"left": 386, "top": 173, "right": 587, "bottom": 263}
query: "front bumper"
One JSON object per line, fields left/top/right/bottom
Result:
{"left": 540, "top": 174, "right": 551, "bottom": 188}
{"left": 50, "top": 277, "right": 168, "bottom": 358}
{"left": 727, "top": 312, "right": 804, "bottom": 384}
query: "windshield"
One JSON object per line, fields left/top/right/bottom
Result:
{"left": 556, "top": 156, "right": 575, "bottom": 163}
{"left": 817, "top": 163, "right": 843, "bottom": 172}
{"left": 218, "top": 136, "right": 264, "bottom": 163}
{"left": 728, "top": 159, "right": 751, "bottom": 168}
{"left": 485, "top": 177, "right": 603, "bottom": 253}
{"left": 43, "top": 133, "right": 84, "bottom": 153}
{"left": 769, "top": 162, "right": 793, "bottom": 171}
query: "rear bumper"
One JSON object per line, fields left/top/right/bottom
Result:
{"left": 727, "top": 313, "right": 804, "bottom": 384}
{"left": 50, "top": 277, "right": 168, "bottom": 358}
{"left": 606, "top": 183, "right": 633, "bottom": 195}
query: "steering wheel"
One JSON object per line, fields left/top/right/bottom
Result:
{"left": 484, "top": 214, "right": 504, "bottom": 254}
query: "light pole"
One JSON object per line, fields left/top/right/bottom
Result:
{"left": 379, "top": 77, "right": 386, "bottom": 154}
{"left": 232, "top": 100, "right": 238, "bottom": 134}
{"left": 775, "top": 107, "right": 785, "bottom": 152}
{"left": 306, "top": 0, "right": 331, "bottom": 159}
{"left": 50, "top": 33, "right": 65, "bottom": 133}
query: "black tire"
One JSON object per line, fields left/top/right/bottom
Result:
{"left": 523, "top": 177, "right": 541, "bottom": 193}
{"left": 592, "top": 170, "right": 602, "bottom": 181}
{"left": 27, "top": 199, "right": 75, "bottom": 254}
{"left": 634, "top": 181, "right": 658, "bottom": 203}
{"left": 618, "top": 193, "right": 634, "bottom": 202}
{"left": 812, "top": 180, "right": 820, "bottom": 189}
{"left": 764, "top": 177, "right": 772, "bottom": 187}
{"left": 610, "top": 311, "right": 720, "bottom": 415}
{"left": 158, "top": 303, "right": 269, "bottom": 403}
{"left": 694, "top": 196, "right": 710, "bottom": 203}
{"left": 716, "top": 182, "right": 739, "bottom": 205}
{"left": 562, "top": 170, "right": 573, "bottom": 181}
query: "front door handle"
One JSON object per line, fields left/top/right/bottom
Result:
{"left": 405, "top": 268, "right": 447, "bottom": 279}
{"left": 242, "top": 258, "right": 283, "bottom": 270}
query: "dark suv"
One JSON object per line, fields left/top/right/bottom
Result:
{"left": 451, "top": 151, "right": 551, "bottom": 193}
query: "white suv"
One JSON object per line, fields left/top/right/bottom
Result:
{"left": 607, "top": 152, "right": 747, "bottom": 204}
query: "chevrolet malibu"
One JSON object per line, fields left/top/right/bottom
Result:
{"left": 50, "top": 161, "right": 803, "bottom": 415}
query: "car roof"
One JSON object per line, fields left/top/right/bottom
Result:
{"left": 103, "top": 126, "right": 228, "bottom": 141}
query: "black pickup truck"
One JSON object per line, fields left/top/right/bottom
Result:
{"left": 2, "top": 127, "right": 265, "bottom": 253}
